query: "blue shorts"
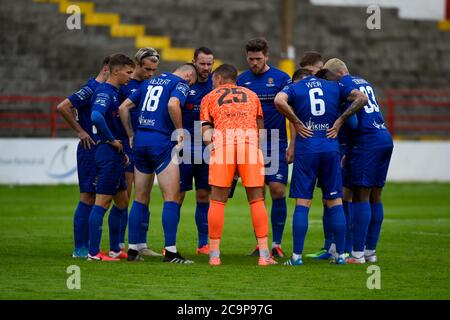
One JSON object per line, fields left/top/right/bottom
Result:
{"left": 133, "top": 143, "right": 174, "bottom": 175}
{"left": 265, "top": 147, "right": 288, "bottom": 185}
{"left": 77, "top": 142, "right": 97, "bottom": 194}
{"left": 350, "top": 145, "right": 393, "bottom": 188}
{"left": 122, "top": 140, "right": 134, "bottom": 174}
{"left": 290, "top": 151, "right": 343, "bottom": 200}
{"left": 94, "top": 143, "right": 127, "bottom": 195}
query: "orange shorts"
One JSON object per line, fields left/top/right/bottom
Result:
{"left": 209, "top": 143, "right": 265, "bottom": 188}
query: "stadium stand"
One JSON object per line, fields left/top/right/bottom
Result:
{"left": 1, "top": 0, "right": 450, "bottom": 138}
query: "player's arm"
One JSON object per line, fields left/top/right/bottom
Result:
{"left": 200, "top": 96, "right": 214, "bottom": 147}
{"left": 118, "top": 98, "right": 136, "bottom": 148}
{"left": 274, "top": 91, "right": 313, "bottom": 138}
{"left": 286, "top": 121, "right": 296, "bottom": 164}
{"left": 91, "top": 94, "right": 123, "bottom": 152}
{"left": 168, "top": 97, "right": 184, "bottom": 147}
{"left": 57, "top": 98, "right": 95, "bottom": 149}
{"left": 327, "top": 89, "right": 368, "bottom": 139}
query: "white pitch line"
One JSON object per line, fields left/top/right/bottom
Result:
{"left": 412, "top": 231, "right": 450, "bottom": 238}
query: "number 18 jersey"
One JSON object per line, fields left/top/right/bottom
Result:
{"left": 128, "top": 72, "right": 190, "bottom": 147}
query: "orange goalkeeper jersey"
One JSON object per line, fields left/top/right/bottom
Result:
{"left": 200, "top": 83, "right": 263, "bottom": 145}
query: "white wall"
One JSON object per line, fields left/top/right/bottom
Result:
{"left": 311, "top": 0, "right": 446, "bottom": 20}
{"left": 0, "top": 139, "right": 449, "bottom": 184}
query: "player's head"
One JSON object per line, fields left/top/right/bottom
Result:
{"left": 212, "top": 64, "right": 238, "bottom": 88}
{"left": 134, "top": 47, "right": 160, "bottom": 80}
{"left": 292, "top": 68, "right": 313, "bottom": 83}
{"left": 97, "top": 55, "right": 111, "bottom": 82}
{"left": 299, "top": 51, "right": 324, "bottom": 75}
{"left": 174, "top": 63, "right": 198, "bottom": 86}
{"left": 314, "top": 68, "right": 341, "bottom": 81}
{"left": 245, "top": 37, "right": 269, "bottom": 75}
{"left": 108, "top": 53, "right": 135, "bottom": 85}
{"left": 323, "top": 58, "right": 349, "bottom": 78}
{"left": 193, "top": 47, "right": 214, "bottom": 82}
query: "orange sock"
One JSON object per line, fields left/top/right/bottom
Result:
{"left": 249, "top": 198, "right": 269, "bottom": 239}
{"left": 208, "top": 200, "right": 226, "bottom": 240}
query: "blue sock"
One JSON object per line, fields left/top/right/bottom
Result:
{"left": 138, "top": 204, "right": 150, "bottom": 245}
{"left": 73, "top": 201, "right": 92, "bottom": 250}
{"left": 271, "top": 197, "right": 287, "bottom": 245}
{"left": 195, "top": 202, "right": 209, "bottom": 248}
{"left": 108, "top": 206, "right": 124, "bottom": 253}
{"left": 177, "top": 203, "right": 181, "bottom": 226}
{"left": 352, "top": 202, "right": 371, "bottom": 252}
{"left": 162, "top": 201, "right": 180, "bottom": 247}
{"left": 343, "top": 201, "right": 353, "bottom": 253}
{"left": 292, "top": 205, "right": 309, "bottom": 255}
{"left": 329, "top": 205, "right": 346, "bottom": 255}
{"left": 119, "top": 208, "right": 128, "bottom": 245}
{"left": 366, "top": 202, "right": 384, "bottom": 250}
{"left": 88, "top": 205, "right": 107, "bottom": 256}
{"left": 128, "top": 201, "right": 146, "bottom": 245}
{"left": 322, "top": 205, "right": 334, "bottom": 250}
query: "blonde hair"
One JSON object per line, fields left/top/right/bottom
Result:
{"left": 135, "top": 47, "right": 160, "bottom": 65}
{"left": 323, "top": 58, "right": 349, "bottom": 74}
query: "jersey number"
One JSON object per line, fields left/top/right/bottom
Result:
{"left": 309, "top": 88, "right": 325, "bottom": 116}
{"left": 359, "top": 86, "right": 379, "bottom": 113}
{"left": 217, "top": 88, "right": 248, "bottom": 106}
{"left": 142, "top": 85, "right": 163, "bottom": 112}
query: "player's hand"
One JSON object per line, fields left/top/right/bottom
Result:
{"left": 129, "top": 136, "right": 134, "bottom": 149}
{"left": 124, "top": 153, "right": 130, "bottom": 167}
{"left": 286, "top": 144, "right": 295, "bottom": 164}
{"left": 341, "top": 154, "right": 346, "bottom": 168}
{"left": 326, "top": 118, "right": 344, "bottom": 139}
{"left": 109, "top": 139, "right": 123, "bottom": 153}
{"left": 294, "top": 122, "right": 313, "bottom": 138}
{"left": 176, "top": 130, "right": 184, "bottom": 150}
{"left": 78, "top": 130, "right": 95, "bottom": 150}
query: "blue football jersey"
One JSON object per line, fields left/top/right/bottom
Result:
{"left": 129, "top": 72, "right": 190, "bottom": 147}
{"left": 182, "top": 75, "right": 213, "bottom": 135}
{"left": 282, "top": 76, "right": 353, "bottom": 154}
{"left": 339, "top": 75, "right": 393, "bottom": 148}
{"left": 237, "top": 66, "right": 291, "bottom": 148}
{"left": 119, "top": 78, "right": 144, "bottom": 131}
{"left": 90, "top": 82, "right": 122, "bottom": 143}
{"left": 67, "top": 77, "right": 101, "bottom": 138}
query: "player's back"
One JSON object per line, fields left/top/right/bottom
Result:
{"left": 339, "top": 74, "right": 392, "bottom": 148}
{"left": 283, "top": 76, "right": 350, "bottom": 154}
{"left": 201, "top": 83, "right": 262, "bottom": 145}
{"left": 129, "top": 72, "right": 189, "bottom": 147}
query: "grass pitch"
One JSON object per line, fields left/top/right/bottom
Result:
{"left": 0, "top": 183, "right": 449, "bottom": 300}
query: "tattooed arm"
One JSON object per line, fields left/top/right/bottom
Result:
{"left": 326, "top": 89, "right": 368, "bottom": 139}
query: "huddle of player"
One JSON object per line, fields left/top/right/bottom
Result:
{"left": 59, "top": 37, "right": 393, "bottom": 266}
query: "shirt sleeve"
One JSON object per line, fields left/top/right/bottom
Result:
{"left": 67, "top": 84, "right": 94, "bottom": 110}
{"left": 128, "top": 86, "right": 142, "bottom": 105}
{"left": 281, "top": 84, "right": 295, "bottom": 105}
{"left": 199, "top": 95, "right": 212, "bottom": 123}
{"left": 338, "top": 81, "right": 355, "bottom": 101}
{"left": 171, "top": 82, "right": 190, "bottom": 106}
{"left": 91, "top": 92, "right": 111, "bottom": 115}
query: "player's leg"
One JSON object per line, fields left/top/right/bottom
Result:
{"left": 365, "top": 146, "right": 393, "bottom": 262}
{"left": 342, "top": 186, "right": 353, "bottom": 255}
{"left": 239, "top": 143, "right": 276, "bottom": 266}
{"left": 284, "top": 152, "right": 318, "bottom": 266}
{"left": 320, "top": 151, "right": 347, "bottom": 264}
{"left": 207, "top": 144, "right": 236, "bottom": 265}
{"left": 108, "top": 188, "right": 129, "bottom": 259}
{"left": 72, "top": 144, "right": 96, "bottom": 258}
{"left": 87, "top": 144, "right": 124, "bottom": 261}
{"left": 118, "top": 169, "right": 133, "bottom": 251}
{"left": 268, "top": 181, "right": 287, "bottom": 257}
{"left": 193, "top": 162, "right": 211, "bottom": 254}
{"left": 158, "top": 160, "right": 193, "bottom": 264}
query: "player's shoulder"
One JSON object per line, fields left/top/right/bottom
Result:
{"left": 237, "top": 69, "right": 252, "bottom": 82}
{"left": 238, "top": 85, "right": 258, "bottom": 98}
{"left": 267, "top": 66, "right": 290, "bottom": 79}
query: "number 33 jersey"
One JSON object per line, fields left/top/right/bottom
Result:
{"left": 129, "top": 72, "right": 189, "bottom": 146}
{"left": 200, "top": 83, "right": 263, "bottom": 146}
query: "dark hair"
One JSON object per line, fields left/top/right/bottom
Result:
{"left": 102, "top": 55, "right": 111, "bottom": 66}
{"left": 194, "top": 47, "right": 214, "bottom": 60}
{"left": 108, "top": 53, "right": 135, "bottom": 70}
{"left": 245, "top": 38, "right": 269, "bottom": 55}
{"left": 299, "top": 51, "right": 323, "bottom": 67}
{"left": 213, "top": 64, "right": 238, "bottom": 81}
{"left": 292, "top": 68, "right": 312, "bottom": 82}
